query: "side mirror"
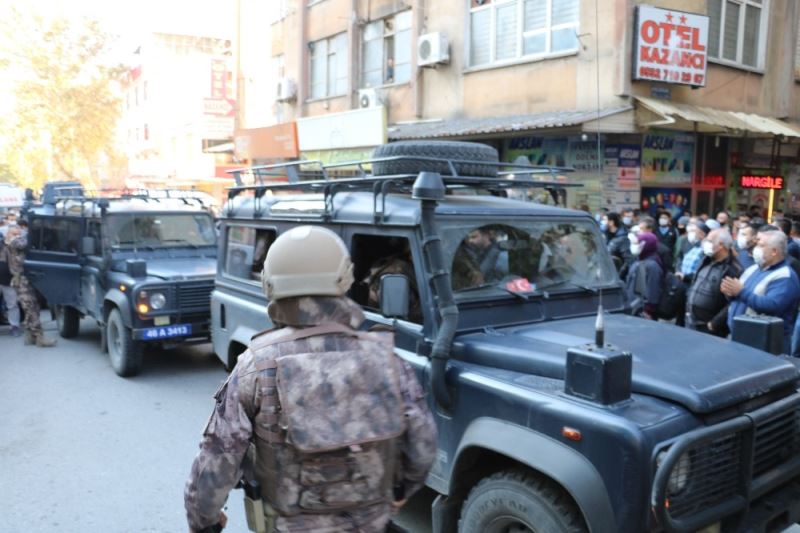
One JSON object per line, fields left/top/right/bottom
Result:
{"left": 380, "top": 274, "right": 410, "bottom": 319}
{"left": 81, "top": 236, "right": 97, "bottom": 255}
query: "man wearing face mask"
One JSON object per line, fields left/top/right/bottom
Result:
{"left": 735, "top": 222, "right": 760, "bottom": 269}
{"left": 722, "top": 230, "right": 800, "bottom": 353}
{"left": 655, "top": 211, "right": 678, "bottom": 255}
{"left": 621, "top": 209, "right": 636, "bottom": 230}
{"left": 637, "top": 217, "right": 674, "bottom": 272}
{"left": 602, "top": 212, "right": 631, "bottom": 274}
{"left": 685, "top": 229, "right": 742, "bottom": 336}
{"left": 677, "top": 221, "right": 709, "bottom": 283}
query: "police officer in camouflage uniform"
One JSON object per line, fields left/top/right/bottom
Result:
{"left": 185, "top": 226, "right": 437, "bottom": 533}
{"left": 4, "top": 224, "right": 56, "bottom": 347}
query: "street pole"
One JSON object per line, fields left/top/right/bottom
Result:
{"left": 768, "top": 188, "right": 775, "bottom": 221}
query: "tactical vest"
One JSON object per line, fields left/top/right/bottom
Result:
{"left": 250, "top": 322, "right": 404, "bottom": 517}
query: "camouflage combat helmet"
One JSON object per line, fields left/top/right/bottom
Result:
{"left": 261, "top": 225, "right": 354, "bottom": 300}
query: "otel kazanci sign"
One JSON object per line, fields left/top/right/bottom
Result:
{"left": 633, "top": 5, "right": 709, "bottom": 87}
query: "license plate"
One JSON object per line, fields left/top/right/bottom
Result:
{"left": 154, "top": 316, "right": 170, "bottom": 326}
{"left": 141, "top": 324, "right": 191, "bottom": 340}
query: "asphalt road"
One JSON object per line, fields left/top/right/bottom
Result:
{"left": 0, "top": 316, "right": 796, "bottom": 533}
{"left": 0, "top": 317, "right": 432, "bottom": 533}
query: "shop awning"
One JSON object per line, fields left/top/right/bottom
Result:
{"left": 203, "top": 141, "right": 234, "bottom": 153}
{"left": 635, "top": 96, "right": 800, "bottom": 138}
{"left": 387, "top": 106, "right": 635, "bottom": 141}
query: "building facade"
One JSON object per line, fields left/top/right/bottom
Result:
{"left": 121, "top": 32, "right": 237, "bottom": 193}
{"left": 237, "top": 0, "right": 800, "bottom": 216}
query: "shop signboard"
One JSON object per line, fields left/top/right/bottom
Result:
{"left": 602, "top": 145, "right": 641, "bottom": 210}
{"left": 505, "top": 137, "right": 568, "bottom": 167}
{"left": 739, "top": 174, "right": 784, "bottom": 190}
{"left": 641, "top": 129, "right": 694, "bottom": 185}
{"left": 633, "top": 5, "right": 709, "bottom": 86}
{"left": 297, "top": 106, "right": 386, "bottom": 151}
{"left": 641, "top": 186, "right": 690, "bottom": 218}
{"left": 234, "top": 123, "right": 299, "bottom": 160}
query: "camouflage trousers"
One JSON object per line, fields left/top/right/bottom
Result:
{"left": 16, "top": 276, "right": 42, "bottom": 336}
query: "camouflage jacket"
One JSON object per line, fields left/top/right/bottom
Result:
{"left": 184, "top": 295, "right": 437, "bottom": 532}
{"left": 3, "top": 233, "right": 27, "bottom": 276}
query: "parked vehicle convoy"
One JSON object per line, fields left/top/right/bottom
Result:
{"left": 210, "top": 141, "right": 800, "bottom": 533}
{"left": 23, "top": 182, "right": 218, "bottom": 376}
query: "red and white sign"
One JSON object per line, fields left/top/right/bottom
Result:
{"left": 633, "top": 5, "right": 709, "bottom": 87}
{"left": 203, "top": 98, "right": 235, "bottom": 117}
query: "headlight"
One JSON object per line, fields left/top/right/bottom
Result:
{"left": 149, "top": 292, "right": 167, "bottom": 310}
{"left": 657, "top": 450, "right": 691, "bottom": 495}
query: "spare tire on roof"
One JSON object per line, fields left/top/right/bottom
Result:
{"left": 371, "top": 141, "right": 499, "bottom": 177}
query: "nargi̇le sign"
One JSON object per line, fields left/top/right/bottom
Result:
{"left": 633, "top": 5, "right": 709, "bottom": 87}
{"left": 740, "top": 175, "right": 784, "bottom": 190}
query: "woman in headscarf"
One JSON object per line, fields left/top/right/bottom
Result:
{"left": 625, "top": 231, "right": 664, "bottom": 320}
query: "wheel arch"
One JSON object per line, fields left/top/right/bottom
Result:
{"left": 449, "top": 418, "right": 617, "bottom": 533}
{"left": 103, "top": 289, "right": 132, "bottom": 327}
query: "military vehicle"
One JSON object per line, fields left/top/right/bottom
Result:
{"left": 211, "top": 141, "right": 800, "bottom": 532}
{"left": 24, "top": 182, "right": 218, "bottom": 376}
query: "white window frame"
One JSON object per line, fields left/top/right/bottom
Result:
{"left": 708, "top": 0, "right": 770, "bottom": 71}
{"left": 309, "top": 33, "right": 348, "bottom": 100}
{"left": 360, "top": 10, "right": 413, "bottom": 88}
{"left": 467, "top": 0, "right": 580, "bottom": 69}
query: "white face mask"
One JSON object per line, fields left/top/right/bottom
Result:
{"left": 753, "top": 246, "right": 766, "bottom": 267}
{"left": 737, "top": 235, "right": 749, "bottom": 250}
{"left": 687, "top": 230, "right": 698, "bottom": 244}
{"left": 630, "top": 243, "right": 642, "bottom": 256}
{"left": 702, "top": 240, "right": 714, "bottom": 257}
{"left": 659, "top": 218, "right": 669, "bottom": 227}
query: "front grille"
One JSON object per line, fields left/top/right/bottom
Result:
{"left": 654, "top": 394, "right": 800, "bottom": 531}
{"left": 753, "top": 409, "right": 800, "bottom": 477}
{"left": 667, "top": 433, "right": 744, "bottom": 519}
{"left": 178, "top": 283, "right": 214, "bottom": 309}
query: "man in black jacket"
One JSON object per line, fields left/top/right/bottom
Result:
{"left": 603, "top": 212, "right": 631, "bottom": 275}
{"left": 685, "top": 228, "right": 742, "bottom": 336}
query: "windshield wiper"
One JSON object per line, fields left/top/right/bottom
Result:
{"left": 455, "top": 281, "right": 529, "bottom": 301}
{"left": 534, "top": 279, "right": 599, "bottom": 295}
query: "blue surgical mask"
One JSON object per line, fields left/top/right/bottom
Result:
{"left": 600, "top": 221, "right": 608, "bottom": 231}
{"left": 622, "top": 216, "right": 632, "bottom": 226}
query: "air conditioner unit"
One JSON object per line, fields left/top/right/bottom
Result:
{"left": 276, "top": 77, "right": 296, "bottom": 102}
{"left": 358, "top": 88, "right": 383, "bottom": 108}
{"left": 417, "top": 32, "right": 450, "bottom": 67}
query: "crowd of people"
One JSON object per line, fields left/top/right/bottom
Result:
{"left": 0, "top": 209, "right": 56, "bottom": 347}
{"left": 600, "top": 206, "right": 800, "bottom": 355}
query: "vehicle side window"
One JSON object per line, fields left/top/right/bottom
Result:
{"left": 87, "top": 221, "right": 102, "bottom": 254}
{"left": 28, "top": 218, "right": 43, "bottom": 249}
{"left": 40, "top": 218, "right": 81, "bottom": 253}
{"left": 349, "top": 234, "right": 421, "bottom": 323}
{"left": 225, "top": 226, "right": 277, "bottom": 281}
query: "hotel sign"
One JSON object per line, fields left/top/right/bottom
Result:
{"left": 633, "top": 5, "right": 709, "bottom": 87}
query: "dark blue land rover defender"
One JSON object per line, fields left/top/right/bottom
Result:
{"left": 212, "top": 142, "right": 800, "bottom": 532}
{"left": 24, "top": 183, "right": 217, "bottom": 376}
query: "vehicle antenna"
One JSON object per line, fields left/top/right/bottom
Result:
{"left": 595, "top": 282, "right": 604, "bottom": 347}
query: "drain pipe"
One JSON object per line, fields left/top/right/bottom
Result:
{"left": 413, "top": 171, "right": 457, "bottom": 410}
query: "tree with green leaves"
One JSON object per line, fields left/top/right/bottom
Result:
{"left": 0, "top": 10, "right": 125, "bottom": 191}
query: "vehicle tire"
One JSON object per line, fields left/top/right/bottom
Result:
{"left": 56, "top": 305, "right": 81, "bottom": 338}
{"left": 459, "top": 469, "right": 587, "bottom": 533}
{"left": 371, "top": 141, "right": 499, "bottom": 178}
{"left": 106, "top": 308, "right": 143, "bottom": 377}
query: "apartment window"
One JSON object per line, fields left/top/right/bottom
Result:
{"left": 707, "top": 0, "right": 768, "bottom": 69}
{"left": 469, "top": 0, "right": 579, "bottom": 68}
{"left": 310, "top": 33, "right": 348, "bottom": 99}
{"left": 361, "top": 10, "right": 413, "bottom": 87}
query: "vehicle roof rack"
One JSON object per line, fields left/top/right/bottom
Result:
{"left": 35, "top": 187, "right": 210, "bottom": 216}
{"left": 226, "top": 155, "right": 580, "bottom": 223}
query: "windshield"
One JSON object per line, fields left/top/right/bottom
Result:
{"left": 444, "top": 220, "right": 617, "bottom": 298}
{"left": 107, "top": 213, "right": 216, "bottom": 249}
